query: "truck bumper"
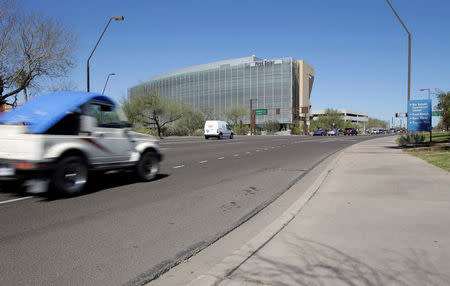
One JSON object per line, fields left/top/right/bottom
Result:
{"left": 0, "top": 159, "right": 55, "bottom": 181}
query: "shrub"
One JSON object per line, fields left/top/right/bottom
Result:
{"left": 192, "top": 128, "right": 204, "bottom": 136}
{"left": 290, "top": 126, "right": 300, "bottom": 135}
{"left": 397, "top": 134, "right": 425, "bottom": 147}
{"left": 263, "top": 120, "right": 280, "bottom": 134}
{"left": 165, "top": 126, "right": 188, "bottom": 136}
{"left": 233, "top": 125, "right": 250, "bottom": 135}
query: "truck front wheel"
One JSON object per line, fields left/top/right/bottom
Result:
{"left": 52, "top": 156, "right": 88, "bottom": 196}
{"left": 136, "top": 151, "right": 159, "bottom": 181}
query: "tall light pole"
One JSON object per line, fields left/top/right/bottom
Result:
{"left": 249, "top": 98, "right": 257, "bottom": 135}
{"left": 386, "top": 0, "right": 411, "bottom": 130}
{"left": 419, "top": 88, "right": 430, "bottom": 100}
{"left": 87, "top": 16, "right": 124, "bottom": 92}
{"left": 102, "top": 73, "right": 115, "bottom": 95}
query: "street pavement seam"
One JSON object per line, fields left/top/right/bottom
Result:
{"left": 186, "top": 145, "right": 347, "bottom": 286}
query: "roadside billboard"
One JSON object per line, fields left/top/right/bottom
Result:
{"left": 407, "top": 99, "right": 432, "bottom": 132}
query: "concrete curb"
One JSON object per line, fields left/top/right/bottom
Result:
{"left": 187, "top": 144, "right": 347, "bottom": 286}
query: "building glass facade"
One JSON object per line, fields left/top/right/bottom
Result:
{"left": 129, "top": 56, "right": 308, "bottom": 125}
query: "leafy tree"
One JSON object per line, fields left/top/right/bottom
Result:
{"left": 367, "top": 117, "right": 388, "bottom": 129}
{"left": 173, "top": 105, "right": 205, "bottom": 135}
{"left": 436, "top": 91, "right": 450, "bottom": 130}
{"left": 199, "top": 105, "right": 215, "bottom": 121}
{"left": 122, "top": 86, "right": 183, "bottom": 137}
{"left": 223, "top": 104, "right": 247, "bottom": 126}
{"left": 0, "top": 1, "right": 76, "bottom": 106}
{"left": 309, "top": 108, "right": 345, "bottom": 131}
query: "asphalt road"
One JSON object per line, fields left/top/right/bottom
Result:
{"left": 0, "top": 134, "right": 382, "bottom": 285}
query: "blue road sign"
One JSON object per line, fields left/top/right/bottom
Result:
{"left": 408, "top": 99, "right": 432, "bottom": 132}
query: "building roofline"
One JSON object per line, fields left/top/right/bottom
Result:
{"left": 149, "top": 55, "right": 288, "bottom": 81}
{"left": 311, "top": 109, "right": 368, "bottom": 116}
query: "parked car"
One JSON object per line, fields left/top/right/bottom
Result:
{"left": 344, "top": 127, "right": 358, "bottom": 136}
{"left": 204, "top": 120, "right": 234, "bottom": 139}
{"left": 327, "top": 129, "right": 339, "bottom": 136}
{"left": 313, "top": 129, "right": 327, "bottom": 136}
{"left": 0, "top": 91, "right": 163, "bottom": 196}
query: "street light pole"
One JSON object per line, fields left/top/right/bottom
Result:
{"left": 386, "top": 0, "right": 411, "bottom": 130}
{"left": 102, "top": 73, "right": 115, "bottom": 95}
{"left": 87, "top": 16, "right": 124, "bottom": 92}
{"left": 419, "top": 88, "right": 431, "bottom": 100}
{"left": 249, "top": 98, "right": 256, "bottom": 135}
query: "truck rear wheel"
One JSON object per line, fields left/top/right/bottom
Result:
{"left": 52, "top": 156, "right": 88, "bottom": 196}
{"left": 136, "top": 151, "right": 159, "bottom": 181}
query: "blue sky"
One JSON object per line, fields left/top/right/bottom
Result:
{"left": 25, "top": 0, "right": 450, "bottom": 125}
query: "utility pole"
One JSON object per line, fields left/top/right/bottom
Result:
{"left": 250, "top": 99, "right": 256, "bottom": 135}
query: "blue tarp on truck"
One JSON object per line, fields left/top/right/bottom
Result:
{"left": 0, "top": 91, "right": 115, "bottom": 134}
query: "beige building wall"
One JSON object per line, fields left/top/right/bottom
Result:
{"left": 297, "top": 60, "right": 314, "bottom": 120}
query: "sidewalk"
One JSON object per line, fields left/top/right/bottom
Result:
{"left": 191, "top": 136, "right": 450, "bottom": 286}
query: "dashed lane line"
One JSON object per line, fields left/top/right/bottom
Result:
{"left": 173, "top": 165, "right": 185, "bottom": 169}
{"left": 0, "top": 196, "right": 33, "bottom": 205}
{"left": 199, "top": 160, "right": 208, "bottom": 164}
{"left": 217, "top": 157, "right": 225, "bottom": 160}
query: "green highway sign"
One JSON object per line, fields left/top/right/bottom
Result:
{"left": 254, "top": 109, "right": 267, "bottom": 115}
{"left": 432, "top": 111, "right": 442, "bottom": 116}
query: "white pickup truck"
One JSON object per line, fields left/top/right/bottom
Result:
{"left": 0, "top": 91, "right": 163, "bottom": 196}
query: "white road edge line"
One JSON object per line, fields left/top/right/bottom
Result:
{"left": 173, "top": 165, "right": 185, "bottom": 169}
{"left": 0, "top": 196, "right": 33, "bottom": 205}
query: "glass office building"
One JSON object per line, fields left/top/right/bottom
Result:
{"left": 128, "top": 56, "right": 314, "bottom": 125}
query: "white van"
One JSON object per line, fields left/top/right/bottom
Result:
{"left": 204, "top": 120, "right": 234, "bottom": 139}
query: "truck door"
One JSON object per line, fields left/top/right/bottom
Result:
{"left": 83, "top": 103, "right": 132, "bottom": 165}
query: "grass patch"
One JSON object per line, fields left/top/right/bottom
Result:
{"left": 424, "top": 132, "right": 450, "bottom": 143}
{"left": 409, "top": 150, "right": 450, "bottom": 172}
{"left": 396, "top": 132, "right": 450, "bottom": 147}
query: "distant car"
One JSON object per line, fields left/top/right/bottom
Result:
{"left": 327, "top": 129, "right": 339, "bottom": 136}
{"left": 313, "top": 129, "right": 327, "bottom": 136}
{"left": 344, "top": 128, "right": 358, "bottom": 136}
{"left": 204, "top": 120, "right": 234, "bottom": 139}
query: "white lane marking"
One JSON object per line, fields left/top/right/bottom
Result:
{"left": 256, "top": 150, "right": 260, "bottom": 152}
{"left": 199, "top": 160, "right": 208, "bottom": 164}
{"left": 246, "top": 152, "right": 251, "bottom": 154}
{"left": 0, "top": 196, "right": 33, "bottom": 205}
{"left": 217, "top": 157, "right": 225, "bottom": 160}
{"left": 233, "top": 154, "right": 239, "bottom": 157}
{"left": 264, "top": 148, "right": 268, "bottom": 150}
{"left": 271, "top": 147, "right": 275, "bottom": 149}
{"left": 173, "top": 165, "right": 185, "bottom": 169}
